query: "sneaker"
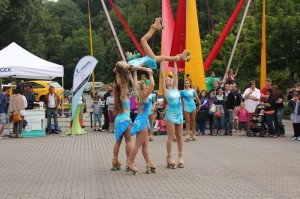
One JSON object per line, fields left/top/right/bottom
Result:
{"left": 290, "top": 137, "right": 297, "bottom": 141}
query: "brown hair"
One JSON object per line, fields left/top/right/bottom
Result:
{"left": 114, "top": 83, "right": 123, "bottom": 115}
{"left": 115, "top": 62, "right": 129, "bottom": 86}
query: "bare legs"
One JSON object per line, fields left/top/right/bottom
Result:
{"left": 148, "top": 114, "right": 154, "bottom": 141}
{"left": 166, "top": 117, "right": 184, "bottom": 168}
{"left": 127, "top": 127, "right": 156, "bottom": 174}
{"left": 140, "top": 18, "right": 190, "bottom": 63}
{"left": 111, "top": 126, "right": 132, "bottom": 170}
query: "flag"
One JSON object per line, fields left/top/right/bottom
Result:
{"left": 72, "top": 56, "right": 98, "bottom": 118}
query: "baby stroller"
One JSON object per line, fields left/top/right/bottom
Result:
{"left": 246, "top": 105, "right": 268, "bottom": 137}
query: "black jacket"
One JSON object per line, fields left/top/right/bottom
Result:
{"left": 225, "top": 92, "right": 235, "bottom": 109}
{"left": 288, "top": 100, "right": 300, "bottom": 115}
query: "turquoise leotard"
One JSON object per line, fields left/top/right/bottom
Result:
{"left": 114, "top": 98, "right": 131, "bottom": 142}
{"left": 181, "top": 89, "right": 197, "bottom": 113}
{"left": 130, "top": 100, "right": 151, "bottom": 135}
{"left": 165, "top": 89, "right": 183, "bottom": 124}
{"left": 147, "top": 93, "right": 155, "bottom": 115}
{"left": 128, "top": 55, "right": 157, "bottom": 69}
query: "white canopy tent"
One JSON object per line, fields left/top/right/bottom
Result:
{"left": 0, "top": 42, "right": 64, "bottom": 79}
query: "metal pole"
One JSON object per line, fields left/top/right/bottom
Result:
{"left": 222, "top": 0, "right": 252, "bottom": 83}
{"left": 100, "top": 0, "right": 126, "bottom": 61}
{"left": 88, "top": 0, "right": 96, "bottom": 97}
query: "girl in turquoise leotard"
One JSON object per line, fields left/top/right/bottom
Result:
{"left": 114, "top": 18, "right": 190, "bottom": 73}
{"left": 111, "top": 67, "right": 133, "bottom": 171}
{"left": 160, "top": 61, "right": 184, "bottom": 169}
{"left": 181, "top": 80, "right": 200, "bottom": 142}
{"left": 126, "top": 69, "right": 156, "bottom": 175}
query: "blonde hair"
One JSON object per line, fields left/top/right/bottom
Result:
{"left": 135, "top": 80, "right": 145, "bottom": 104}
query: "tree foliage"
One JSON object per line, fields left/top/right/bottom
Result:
{"left": 0, "top": 0, "right": 298, "bottom": 92}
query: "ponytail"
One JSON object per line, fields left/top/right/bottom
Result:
{"left": 114, "top": 83, "right": 123, "bottom": 115}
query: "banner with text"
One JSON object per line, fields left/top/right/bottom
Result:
{"left": 72, "top": 56, "right": 98, "bottom": 118}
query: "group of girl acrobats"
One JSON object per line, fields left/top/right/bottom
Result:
{"left": 111, "top": 18, "right": 193, "bottom": 175}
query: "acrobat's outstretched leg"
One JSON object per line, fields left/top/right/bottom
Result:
{"left": 155, "top": 50, "right": 191, "bottom": 63}
{"left": 141, "top": 18, "right": 190, "bottom": 63}
{"left": 140, "top": 17, "right": 163, "bottom": 59}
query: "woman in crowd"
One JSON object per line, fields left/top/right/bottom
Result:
{"left": 193, "top": 85, "right": 201, "bottom": 98}
{"left": 207, "top": 91, "right": 216, "bottom": 135}
{"left": 272, "top": 85, "right": 285, "bottom": 136}
{"left": 127, "top": 68, "right": 156, "bottom": 175}
{"left": 213, "top": 88, "right": 225, "bottom": 135}
{"left": 115, "top": 18, "right": 190, "bottom": 72}
{"left": 288, "top": 92, "right": 300, "bottom": 141}
{"left": 111, "top": 66, "right": 133, "bottom": 171}
{"left": 160, "top": 61, "right": 184, "bottom": 169}
{"left": 261, "top": 88, "right": 277, "bottom": 137}
{"left": 197, "top": 90, "right": 208, "bottom": 135}
{"left": 181, "top": 80, "right": 200, "bottom": 142}
{"left": 129, "top": 89, "right": 137, "bottom": 123}
{"left": 8, "top": 90, "right": 27, "bottom": 138}
{"left": 106, "top": 90, "right": 115, "bottom": 133}
{"left": 243, "top": 80, "right": 261, "bottom": 131}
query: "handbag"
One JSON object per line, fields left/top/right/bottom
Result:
{"left": 12, "top": 111, "right": 22, "bottom": 123}
{"left": 209, "top": 104, "right": 216, "bottom": 115}
{"left": 214, "top": 105, "right": 223, "bottom": 118}
{"left": 197, "top": 109, "right": 208, "bottom": 121}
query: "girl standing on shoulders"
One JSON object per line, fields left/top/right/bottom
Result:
{"left": 160, "top": 61, "right": 184, "bottom": 169}
{"left": 127, "top": 68, "right": 156, "bottom": 175}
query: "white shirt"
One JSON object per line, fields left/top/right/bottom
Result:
{"left": 243, "top": 88, "right": 261, "bottom": 113}
{"left": 48, "top": 93, "right": 56, "bottom": 108}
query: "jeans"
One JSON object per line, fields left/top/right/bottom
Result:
{"left": 214, "top": 113, "right": 225, "bottom": 130}
{"left": 274, "top": 108, "right": 285, "bottom": 135}
{"left": 47, "top": 108, "right": 58, "bottom": 132}
{"left": 265, "top": 113, "right": 276, "bottom": 135}
{"left": 208, "top": 115, "right": 214, "bottom": 133}
{"left": 224, "top": 109, "right": 233, "bottom": 133}
{"left": 198, "top": 121, "right": 206, "bottom": 134}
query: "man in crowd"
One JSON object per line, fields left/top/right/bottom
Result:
{"left": 24, "top": 85, "right": 36, "bottom": 109}
{"left": 102, "top": 85, "right": 112, "bottom": 131}
{"left": 243, "top": 80, "right": 261, "bottom": 131}
{"left": 206, "top": 71, "right": 219, "bottom": 91}
{"left": 261, "top": 78, "right": 272, "bottom": 102}
{"left": 209, "top": 81, "right": 220, "bottom": 95}
{"left": 0, "top": 87, "right": 9, "bottom": 138}
{"left": 288, "top": 82, "right": 300, "bottom": 100}
{"left": 231, "top": 83, "right": 242, "bottom": 131}
{"left": 44, "top": 86, "right": 60, "bottom": 134}
{"left": 224, "top": 83, "right": 235, "bottom": 135}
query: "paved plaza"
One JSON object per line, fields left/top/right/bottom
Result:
{"left": 0, "top": 96, "right": 300, "bottom": 199}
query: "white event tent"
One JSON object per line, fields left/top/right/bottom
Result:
{"left": 0, "top": 42, "right": 64, "bottom": 79}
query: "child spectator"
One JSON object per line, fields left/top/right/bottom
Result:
{"left": 152, "top": 112, "right": 160, "bottom": 135}
{"left": 288, "top": 92, "right": 300, "bottom": 141}
{"left": 236, "top": 102, "right": 248, "bottom": 136}
{"left": 158, "top": 111, "right": 167, "bottom": 135}
{"left": 91, "top": 99, "right": 103, "bottom": 131}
